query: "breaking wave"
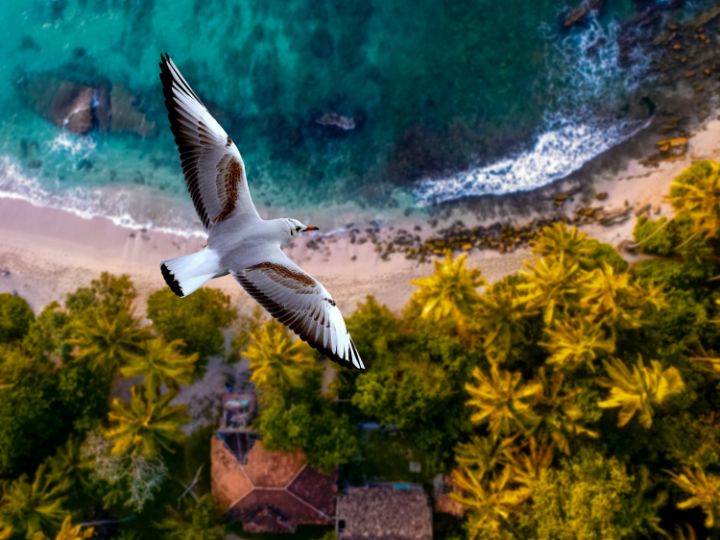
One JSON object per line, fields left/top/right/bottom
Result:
{"left": 414, "top": 13, "right": 650, "bottom": 205}
{"left": 0, "top": 156, "right": 206, "bottom": 238}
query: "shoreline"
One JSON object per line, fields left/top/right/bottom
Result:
{"left": 1, "top": 115, "right": 719, "bottom": 316}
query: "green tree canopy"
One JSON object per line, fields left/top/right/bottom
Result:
{"left": 146, "top": 288, "right": 236, "bottom": 361}
{"left": 0, "top": 348, "right": 64, "bottom": 478}
{"left": 0, "top": 464, "right": 68, "bottom": 539}
{"left": 0, "top": 294, "right": 34, "bottom": 344}
{"left": 157, "top": 494, "right": 223, "bottom": 540}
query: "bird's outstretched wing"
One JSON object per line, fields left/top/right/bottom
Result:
{"left": 233, "top": 251, "right": 364, "bottom": 370}
{"left": 159, "top": 53, "right": 259, "bottom": 228}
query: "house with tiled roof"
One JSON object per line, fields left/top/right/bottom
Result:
{"left": 211, "top": 387, "right": 336, "bottom": 533}
{"left": 335, "top": 484, "right": 433, "bottom": 540}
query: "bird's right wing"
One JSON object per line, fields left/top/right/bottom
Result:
{"left": 159, "top": 53, "right": 259, "bottom": 228}
{"left": 232, "top": 251, "right": 364, "bottom": 370}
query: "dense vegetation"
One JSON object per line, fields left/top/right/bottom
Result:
{"left": 0, "top": 160, "right": 718, "bottom": 538}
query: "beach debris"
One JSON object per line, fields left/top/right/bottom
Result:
{"left": 563, "top": 0, "right": 604, "bottom": 28}
{"left": 656, "top": 136, "right": 688, "bottom": 154}
{"left": 551, "top": 186, "right": 582, "bottom": 207}
{"left": 596, "top": 192, "right": 609, "bottom": 201}
{"left": 315, "top": 112, "right": 356, "bottom": 132}
{"left": 635, "top": 203, "right": 652, "bottom": 217}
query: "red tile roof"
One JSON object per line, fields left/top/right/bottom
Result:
{"left": 211, "top": 436, "right": 336, "bottom": 533}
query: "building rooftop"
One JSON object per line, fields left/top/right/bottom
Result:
{"left": 336, "top": 485, "right": 433, "bottom": 540}
{"left": 211, "top": 437, "right": 336, "bottom": 533}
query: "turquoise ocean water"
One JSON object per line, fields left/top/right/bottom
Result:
{"left": 0, "top": 1, "right": 713, "bottom": 235}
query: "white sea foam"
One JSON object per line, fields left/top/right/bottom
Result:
{"left": 413, "top": 118, "right": 648, "bottom": 204}
{"left": 0, "top": 156, "right": 206, "bottom": 238}
{"left": 49, "top": 132, "right": 97, "bottom": 158}
{"left": 414, "top": 13, "right": 650, "bottom": 205}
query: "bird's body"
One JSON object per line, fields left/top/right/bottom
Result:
{"left": 158, "top": 54, "right": 364, "bottom": 370}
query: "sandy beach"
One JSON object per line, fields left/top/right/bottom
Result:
{"left": 1, "top": 116, "right": 719, "bottom": 316}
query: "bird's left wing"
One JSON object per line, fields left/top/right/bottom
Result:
{"left": 159, "top": 53, "right": 259, "bottom": 228}
{"left": 233, "top": 251, "right": 364, "bottom": 370}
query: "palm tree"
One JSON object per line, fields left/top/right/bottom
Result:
{"left": 157, "top": 494, "right": 224, "bottom": 540}
{"left": 50, "top": 516, "right": 94, "bottom": 540}
{"left": 669, "top": 463, "right": 720, "bottom": 528}
{"left": 667, "top": 159, "right": 720, "bottom": 240}
{"left": 0, "top": 464, "right": 67, "bottom": 538}
{"left": 505, "top": 437, "right": 554, "bottom": 489}
{"left": 410, "top": 252, "right": 484, "bottom": 328}
{"left": 105, "top": 384, "right": 189, "bottom": 458}
{"left": 540, "top": 317, "right": 615, "bottom": 372}
{"left": 465, "top": 367, "right": 542, "bottom": 436}
{"left": 474, "top": 280, "right": 527, "bottom": 365}
{"left": 69, "top": 307, "right": 150, "bottom": 375}
{"left": 597, "top": 357, "right": 684, "bottom": 428}
{"left": 516, "top": 253, "right": 580, "bottom": 324}
{"left": 451, "top": 465, "right": 531, "bottom": 539}
{"left": 579, "top": 263, "right": 664, "bottom": 328}
{"left": 244, "top": 320, "right": 314, "bottom": 394}
{"left": 534, "top": 369, "right": 598, "bottom": 455}
{"left": 531, "top": 223, "right": 595, "bottom": 268}
{"left": 120, "top": 337, "right": 198, "bottom": 391}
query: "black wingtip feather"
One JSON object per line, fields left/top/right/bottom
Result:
{"left": 161, "top": 263, "right": 184, "bottom": 297}
{"left": 235, "top": 273, "right": 365, "bottom": 370}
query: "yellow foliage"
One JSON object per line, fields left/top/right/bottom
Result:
{"left": 451, "top": 465, "right": 532, "bottom": 539}
{"left": 598, "top": 358, "right": 684, "bottom": 428}
{"left": 410, "top": 252, "right": 484, "bottom": 326}
{"left": 670, "top": 464, "right": 720, "bottom": 529}
{"left": 465, "top": 367, "right": 542, "bottom": 436}
{"left": 579, "top": 263, "right": 664, "bottom": 328}
{"left": 244, "top": 320, "right": 314, "bottom": 394}
{"left": 516, "top": 253, "right": 580, "bottom": 324}
{"left": 104, "top": 385, "right": 188, "bottom": 458}
{"left": 541, "top": 317, "right": 615, "bottom": 372}
{"left": 531, "top": 223, "right": 594, "bottom": 266}
{"left": 535, "top": 370, "right": 598, "bottom": 454}
{"left": 667, "top": 159, "right": 720, "bottom": 239}
{"left": 474, "top": 280, "right": 527, "bottom": 365}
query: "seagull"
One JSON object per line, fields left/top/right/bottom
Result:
{"left": 158, "top": 54, "right": 364, "bottom": 370}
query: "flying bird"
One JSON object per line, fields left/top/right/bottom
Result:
{"left": 158, "top": 53, "right": 364, "bottom": 370}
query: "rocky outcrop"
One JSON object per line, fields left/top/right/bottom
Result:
{"left": 108, "top": 84, "right": 156, "bottom": 137}
{"left": 18, "top": 74, "right": 155, "bottom": 137}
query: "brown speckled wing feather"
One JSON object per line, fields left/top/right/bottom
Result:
{"left": 233, "top": 258, "right": 364, "bottom": 370}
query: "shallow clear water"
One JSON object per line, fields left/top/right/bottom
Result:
{"left": 0, "top": 0, "right": 711, "bottom": 234}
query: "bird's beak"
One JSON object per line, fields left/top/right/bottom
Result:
{"left": 303, "top": 225, "right": 319, "bottom": 232}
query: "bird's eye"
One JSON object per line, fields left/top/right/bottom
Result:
{"left": 295, "top": 226, "right": 301, "bottom": 232}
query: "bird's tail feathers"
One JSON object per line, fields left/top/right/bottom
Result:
{"left": 160, "top": 248, "right": 224, "bottom": 297}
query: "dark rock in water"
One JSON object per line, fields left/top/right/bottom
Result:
{"left": 109, "top": 84, "right": 157, "bottom": 137}
{"left": 50, "top": 0, "right": 68, "bottom": 20}
{"left": 18, "top": 76, "right": 100, "bottom": 134}
{"left": 563, "top": 0, "right": 604, "bottom": 28}
{"left": 18, "top": 74, "right": 155, "bottom": 137}
{"left": 72, "top": 47, "right": 87, "bottom": 60}
{"left": 65, "top": 86, "right": 95, "bottom": 134}
{"left": 315, "top": 112, "right": 356, "bottom": 132}
{"left": 27, "top": 160, "right": 42, "bottom": 169}
{"left": 309, "top": 28, "right": 334, "bottom": 58}
{"left": 19, "top": 35, "right": 40, "bottom": 52}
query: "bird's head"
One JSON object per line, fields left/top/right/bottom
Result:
{"left": 285, "top": 218, "right": 319, "bottom": 240}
